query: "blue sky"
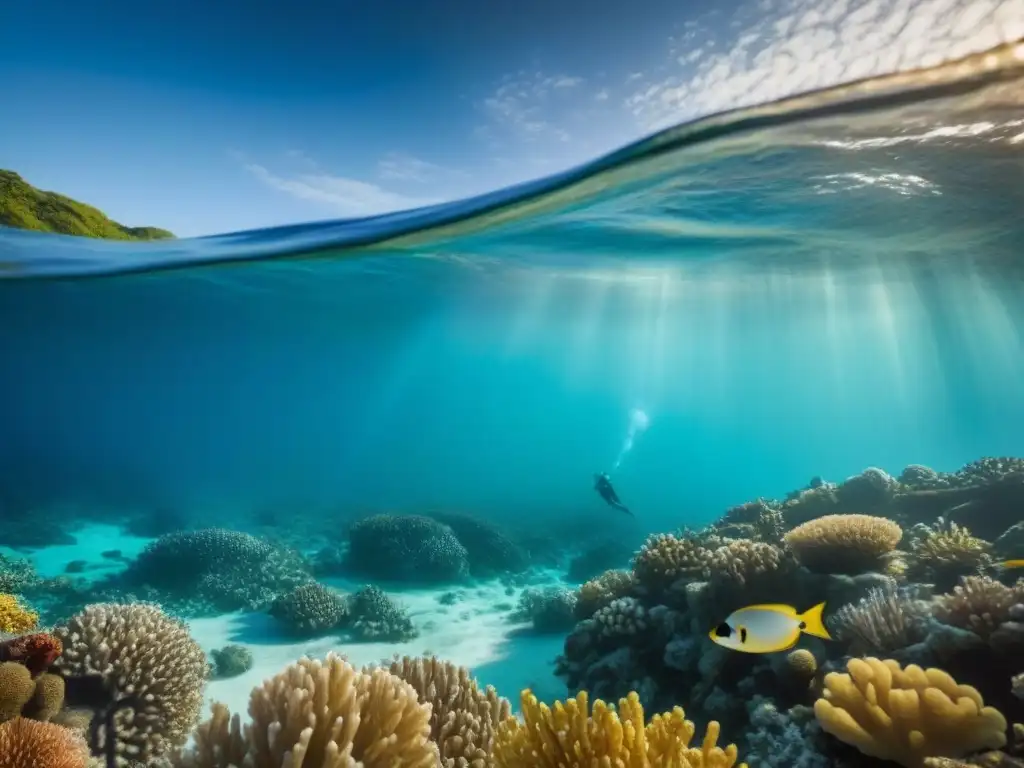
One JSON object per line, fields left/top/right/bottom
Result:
{"left": 2, "top": 0, "right": 991, "bottom": 237}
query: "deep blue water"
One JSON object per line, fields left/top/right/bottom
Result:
{"left": 1, "top": 47, "right": 1023, "bottom": 539}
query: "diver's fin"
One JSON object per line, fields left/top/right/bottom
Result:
{"left": 797, "top": 602, "right": 832, "bottom": 640}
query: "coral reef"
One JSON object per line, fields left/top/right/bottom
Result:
{"left": 512, "top": 586, "right": 577, "bottom": 633}
{"left": 388, "top": 654, "right": 512, "bottom": 767}
{"left": 0, "top": 593, "right": 38, "bottom": 633}
{"left": 119, "top": 528, "right": 311, "bottom": 614}
{"left": 783, "top": 514, "right": 903, "bottom": 575}
{"left": 348, "top": 585, "right": 419, "bottom": 642}
{"left": 53, "top": 602, "right": 208, "bottom": 765}
{"left": 814, "top": 657, "right": 1007, "bottom": 767}
{"left": 427, "top": 512, "right": 529, "bottom": 577}
{"left": 347, "top": 513, "right": 470, "bottom": 583}
{"left": 267, "top": 581, "right": 349, "bottom": 636}
{"left": 177, "top": 652, "right": 438, "bottom": 767}
{"left": 208, "top": 645, "right": 253, "bottom": 680}
{"left": 575, "top": 569, "right": 635, "bottom": 619}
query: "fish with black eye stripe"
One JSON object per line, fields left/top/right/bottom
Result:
{"left": 709, "top": 602, "right": 832, "bottom": 653}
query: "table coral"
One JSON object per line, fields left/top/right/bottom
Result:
{"left": 814, "top": 657, "right": 1007, "bottom": 767}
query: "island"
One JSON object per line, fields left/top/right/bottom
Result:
{"left": 0, "top": 169, "right": 174, "bottom": 240}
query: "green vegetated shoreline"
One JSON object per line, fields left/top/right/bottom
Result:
{"left": 0, "top": 169, "right": 174, "bottom": 240}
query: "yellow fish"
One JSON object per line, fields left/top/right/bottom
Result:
{"left": 1002, "top": 560, "right": 1024, "bottom": 569}
{"left": 709, "top": 602, "right": 831, "bottom": 653}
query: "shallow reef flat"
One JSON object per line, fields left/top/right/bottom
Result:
{"left": 0, "top": 455, "right": 1022, "bottom": 767}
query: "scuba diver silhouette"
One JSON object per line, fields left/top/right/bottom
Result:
{"left": 594, "top": 472, "right": 633, "bottom": 516}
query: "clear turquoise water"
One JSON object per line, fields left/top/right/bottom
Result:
{"left": 0, "top": 45, "right": 1022, "bottom": 542}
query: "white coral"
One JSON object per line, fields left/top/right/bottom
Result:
{"left": 593, "top": 596, "right": 648, "bottom": 638}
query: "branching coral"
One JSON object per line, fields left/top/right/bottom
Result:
{"left": 0, "top": 717, "right": 90, "bottom": 768}
{"left": 814, "top": 657, "right": 1007, "bottom": 767}
{"left": 268, "top": 581, "right": 348, "bottom": 636}
{"left": 783, "top": 514, "right": 903, "bottom": 574}
{"left": 575, "top": 569, "right": 635, "bottom": 620}
{"left": 388, "top": 654, "right": 511, "bottom": 768}
{"left": 0, "top": 594, "right": 38, "bottom": 634}
{"left": 54, "top": 602, "right": 208, "bottom": 765}
{"left": 910, "top": 521, "right": 993, "bottom": 586}
{"left": 632, "top": 534, "right": 709, "bottom": 591}
{"left": 177, "top": 653, "right": 439, "bottom": 767}
{"left": 830, "top": 583, "right": 933, "bottom": 655}
{"left": 491, "top": 688, "right": 745, "bottom": 767}
{"left": 932, "top": 576, "right": 1024, "bottom": 640}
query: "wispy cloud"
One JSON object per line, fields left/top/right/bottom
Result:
{"left": 375, "top": 152, "right": 469, "bottom": 185}
{"left": 243, "top": 160, "right": 440, "bottom": 218}
{"left": 624, "top": 0, "right": 1023, "bottom": 132}
{"left": 480, "top": 70, "right": 586, "bottom": 143}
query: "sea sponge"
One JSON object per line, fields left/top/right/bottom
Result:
{"left": 0, "top": 594, "right": 38, "bottom": 634}
{"left": 784, "top": 514, "right": 902, "bottom": 574}
{"left": 0, "top": 717, "right": 90, "bottom": 768}
{"left": 632, "top": 533, "right": 709, "bottom": 590}
{"left": 54, "top": 602, "right": 208, "bottom": 765}
{"left": 177, "top": 652, "right": 439, "bottom": 767}
{"left": 814, "top": 657, "right": 1007, "bottom": 767}
{"left": 575, "top": 569, "right": 635, "bottom": 620}
{"left": 933, "top": 575, "right": 1024, "bottom": 640}
{"left": 491, "top": 688, "right": 745, "bottom": 768}
{"left": 0, "top": 632, "right": 63, "bottom": 677}
{"left": 268, "top": 581, "right": 348, "bottom": 636}
{"left": 0, "top": 661, "right": 34, "bottom": 721}
{"left": 388, "top": 654, "right": 511, "bottom": 767}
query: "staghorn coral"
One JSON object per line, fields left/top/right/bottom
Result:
{"left": 0, "top": 593, "right": 38, "bottom": 633}
{"left": 54, "top": 602, "right": 208, "bottom": 766}
{"left": 177, "top": 652, "right": 439, "bottom": 767}
{"left": 388, "top": 654, "right": 511, "bottom": 768}
{"left": 831, "top": 582, "right": 933, "bottom": 655}
{"left": 592, "top": 596, "right": 648, "bottom": 639}
{"left": 575, "top": 569, "right": 635, "bottom": 620}
{"left": 268, "top": 581, "right": 348, "bottom": 636}
{"left": 910, "top": 521, "right": 993, "bottom": 587}
{"left": 933, "top": 576, "right": 1024, "bottom": 640}
{"left": 0, "top": 632, "right": 63, "bottom": 677}
{"left": 783, "top": 514, "right": 902, "bottom": 574}
{"left": 0, "top": 717, "right": 90, "bottom": 768}
{"left": 814, "top": 656, "right": 1007, "bottom": 767}
{"left": 491, "top": 688, "right": 745, "bottom": 767}
{"left": 632, "top": 533, "right": 709, "bottom": 591}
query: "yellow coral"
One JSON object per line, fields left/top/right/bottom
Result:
{"left": 491, "top": 688, "right": 745, "bottom": 768}
{"left": 0, "top": 594, "right": 38, "bottom": 634}
{"left": 784, "top": 514, "right": 902, "bottom": 574}
{"left": 814, "top": 657, "right": 1007, "bottom": 768}
{"left": 576, "top": 569, "right": 635, "bottom": 619}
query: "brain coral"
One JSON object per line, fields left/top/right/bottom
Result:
{"left": 348, "top": 514, "right": 470, "bottom": 583}
{"left": 814, "top": 657, "right": 1007, "bottom": 768}
{"left": 178, "top": 653, "right": 439, "bottom": 767}
{"left": 784, "top": 514, "right": 902, "bottom": 574}
{"left": 54, "top": 603, "right": 208, "bottom": 765}
{"left": 492, "top": 688, "right": 745, "bottom": 768}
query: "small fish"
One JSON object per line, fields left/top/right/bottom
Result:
{"left": 709, "top": 602, "right": 831, "bottom": 653}
{"left": 1001, "top": 560, "right": 1024, "bottom": 569}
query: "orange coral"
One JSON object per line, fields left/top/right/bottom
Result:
{"left": 0, "top": 717, "right": 90, "bottom": 768}
{"left": 0, "top": 633, "right": 63, "bottom": 677}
